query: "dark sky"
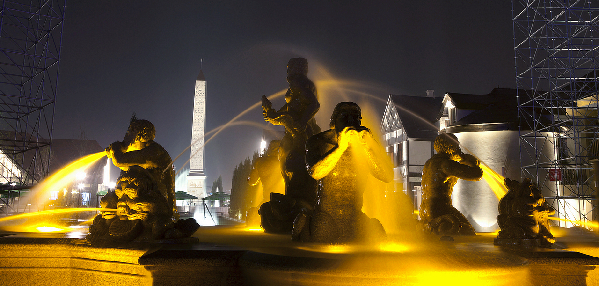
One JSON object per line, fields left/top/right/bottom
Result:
{"left": 54, "top": 1, "right": 515, "bottom": 190}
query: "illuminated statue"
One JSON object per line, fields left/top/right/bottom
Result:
{"left": 292, "top": 102, "right": 393, "bottom": 243}
{"left": 495, "top": 178, "right": 555, "bottom": 248}
{"left": 419, "top": 133, "right": 482, "bottom": 236}
{"left": 88, "top": 116, "right": 199, "bottom": 243}
{"left": 105, "top": 115, "right": 177, "bottom": 219}
{"left": 246, "top": 140, "right": 285, "bottom": 227}
{"left": 259, "top": 58, "right": 321, "bottom": 233}
{"left": 90, "top": 167, "right": 199, "bottom": 242}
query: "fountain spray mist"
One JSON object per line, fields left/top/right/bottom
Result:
{"left": 167, "top": 89, "right": 287, "bottom": 175}
{"left": 23, "top": 151, "right": 107, "bottom": 208}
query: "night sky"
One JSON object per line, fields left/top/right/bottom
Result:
{"left": 54, "top": 1, "right": 515, "bottom": 190}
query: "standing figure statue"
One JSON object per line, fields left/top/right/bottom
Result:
{"left": 495, "top": 178, "right": 555, "bottom": 248}
{"left": 419, "top": 133, "right": 483, "bottom": 236}
{"left": 88, "top": 115, "right": 199, "bottom": 243}
{"left": 259, "top": 58, "right": 321, "bottom": 233}
{"left": 293, "top": 102, "right": 393, "bottom": 243}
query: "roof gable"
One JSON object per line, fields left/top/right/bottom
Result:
{"left": 385, "top": 94, "right": 443, "bottom": 139}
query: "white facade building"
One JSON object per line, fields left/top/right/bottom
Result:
{"left": 187, "top": 70, "right": 207, "bottom": 199}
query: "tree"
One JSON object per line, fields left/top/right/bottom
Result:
{"left": 211, "top": 175, "right": 223, "bottom": 194}
{"left": 229, "top": 152, "right": 260, "bottom": 220}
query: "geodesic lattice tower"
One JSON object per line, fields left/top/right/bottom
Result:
{"left": 0, "top": 0, "right": 66, "bottom": 188}
{"left": 513, "top": 0, "right": 599, "bottom": 226}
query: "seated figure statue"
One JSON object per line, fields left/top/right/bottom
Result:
{"left": 495, "top": 177, "right": 555, "bottom": 248}
{"left": 292, "top": 102, "right": 393, "bottom": 243}
{"left": 89, "top": 166, "right": 199, "bottom": 243}
{"left": 105, "top": 115, "right": 177, "bottom": 219}
{"left": 259, "top": 58, "right": 321, "bottom": 234}
{"left": 88, "top": 115, "right": 199, "bottom": 243}
{"left": 419, "top": 133, "right": 483, "bottom": 236}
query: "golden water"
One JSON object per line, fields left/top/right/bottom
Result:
{"left": 548, "top": 216, "right": 599, "bottom": 229}
{"left": 480, "top": 164, "right": 508, "bottom": 200}
{"left": 0, "top": 207, "right": 115, "bottom": 233}
{"left": 25, "top": 151, "right": 106, "bottom": 207}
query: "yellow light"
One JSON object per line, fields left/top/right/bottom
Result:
{"left": 36, "top": 226, "right": 64, "bottom": 232}
{"left": 28, "top": 152, "right": 106, "bottom": 206}
{"left": 480, "top": 164, "right": 507, "bottom": 199}
{"left": 548, "top": 217, "right": 599, "bottom": 229}
{"left": 379, "top": 242, "right": 411, "bottom": 253}
{"left": 0, "top": 208, "right": 114, "bottom": 223}
{"left": 244, "top": 227, "right": 263, "bottom": 232}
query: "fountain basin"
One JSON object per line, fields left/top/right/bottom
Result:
{"left": 0, "top": 226, "right": 598, "bottom": 285}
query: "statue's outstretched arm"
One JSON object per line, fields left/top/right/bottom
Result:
{"left": 111, "top": 144, "right": 162, "bottom": 170}
{"left": 442, "top": 159, "right": 483, "bottom": 181}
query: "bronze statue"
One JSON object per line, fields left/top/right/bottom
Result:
{"left": 105, "top": 115, "right": 177, "bottom": 219}
{"left": 495, "top": 178, "right": 555, "bottom": 248}
{"left": 259, "top": 58, "right": 321, "bottom": 233}
{"left": 419, "top": 133, "right": 482, "bottom": 236}
{"left": 292, "top": 102, "right": 393, "bottom": 243}
{"left": 88, "top": 116, "right": 199, "bottom": 243}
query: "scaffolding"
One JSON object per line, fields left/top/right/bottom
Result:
{"left": 513, "top": 0, "right": 599, "bottom": 227}
{"left": 0, "top": 0, "right": 66, "bottom": 192}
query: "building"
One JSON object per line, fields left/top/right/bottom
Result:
{"left": 382, "top": 88, "right": 547, "bottom": 232}
{"left": 380, "top": 92, "right": 443, "bottom": 211}
{"left": 187, "top": 70, "right": 207, "bottom": 200}
{"left": 441, "top": 88, "right": 523, "bottom": 231}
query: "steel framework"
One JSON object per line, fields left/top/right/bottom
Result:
{"left": 0, "top": 0, "right": 65, "bottom": 191}
{"left": 513, "top": 0, "right": 599, "bottom": 226}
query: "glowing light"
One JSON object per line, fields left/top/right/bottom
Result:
{"left": 297, "top": 244, "right": 354, "bottom": 254}
{"left": 0, "top": 208, "right": 113, "bottom": 223}
{"left": 259, "top": 139, "right": 267, "bottom": 154}
{"left": 379, "top": 242, "right": 411, "bottom": 253}
{"left": 194, "top": 206, "right": 216, "bottom": 226}
{"left": 75, "top": 170, "right": 86, "bottom": 181}
{"left": 103, "top": 158, "right": 111, "bottom": 185}
{"left": 36, "top": 226, "right": 64, "bottom": 232}
{"left": 244, "top": 227, "right": 263, "bottom": 232}
{"left": 480, "top": 164, "right": 507, "bottom": 199}
{"left": 548, "top": 217, "right": 599, "bottom": 229}
{"left": 27, "top": 152, "right": 106, "bottom": 206}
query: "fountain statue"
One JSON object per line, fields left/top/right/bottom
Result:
{"left": 419, "top": 133, "right": 482, "bottom": 236}
{"left": 88, "top": 115, "right": 199, "bottom": 243}
{"left": 495, "top": 177, "right": 555, "bottom": 248}
{"left": 292, "top": 102, "right": 393, "bottom": 243}
{"left": 259, "top": 58, "right": 321, "bottom": 233}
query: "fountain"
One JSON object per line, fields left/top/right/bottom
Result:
{"left": 292, "top": 102, "right": 392, "bottom": 243}
{"left": 2, "top": 59, "right": 599, "bottom": 285}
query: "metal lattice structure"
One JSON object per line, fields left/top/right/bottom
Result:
{"left": 0, "top": 0, "right": 66, "bottom": 189}
{"left": 513, "top": 0, "right": 599, "bottom": 226}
